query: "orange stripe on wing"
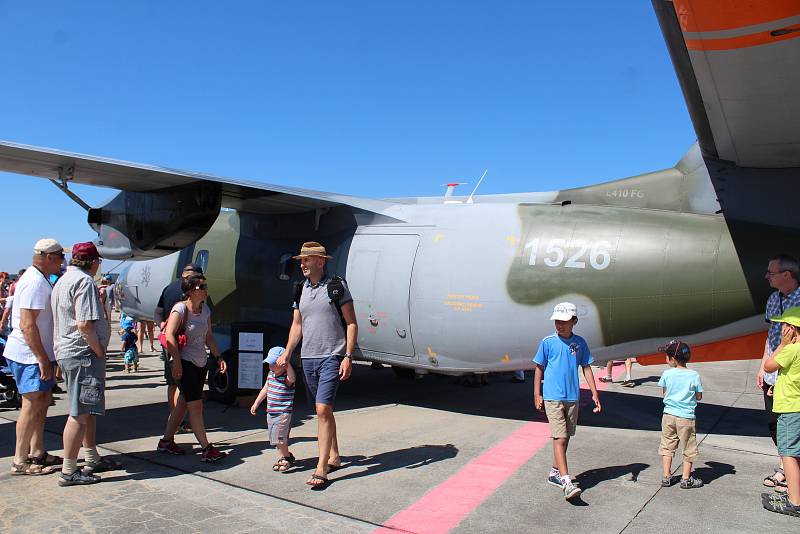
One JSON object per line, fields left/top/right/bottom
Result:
{"left": 674, "top": 0, "right": 800, "bottom": 33}
{"left": 685, "top": 24, "right": 800, "bottom": 51}
{"left": 637, "top": 330, "right": 766, "bottom": 366}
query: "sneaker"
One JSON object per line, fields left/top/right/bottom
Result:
{"left": 200, "top": 444, "right": 227, "bottom": 463}
{"left": 157, "top": 438, "right": 186, "bottom": 455}
{"left": 599, "top": 376, "right": 613, "bottom": 383}
{"left": 661, "top": 476, "right": 673, "bottom": 487}
{"left": 563, "top": 480, "right": 582, "bottom": 500}
{"left": 84, "top": 456, "right": 122, "bottom": 474}
{"left": 58, "top": 468, "right": 100, "bottom": 487}
{"left": 680, "top": 477, "right": 703, "bottom": 489}
{"left": 547, "top": 473, "right": 563, "bottom": 487}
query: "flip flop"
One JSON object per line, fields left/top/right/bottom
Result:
{"left": 307, "top": 473, "right": 329, "bottom": 490}
{"left": 272, "top": 454, "right": 296, "bottom": 472}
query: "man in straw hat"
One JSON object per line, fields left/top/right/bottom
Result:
{"left": 277, "top": 241, "right": 357, "bottom": 489}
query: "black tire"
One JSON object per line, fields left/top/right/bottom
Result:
{"left": 207, "top": 351, "right": 237, "bottom": 404}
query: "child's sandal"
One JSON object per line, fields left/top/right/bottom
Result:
{"left": 272, "top": 453, "right": 296, "bottom": 472}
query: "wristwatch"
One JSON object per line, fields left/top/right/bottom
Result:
{"left": 344, "top": 354, "right": 353, "bottom": 360}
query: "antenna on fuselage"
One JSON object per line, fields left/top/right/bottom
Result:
{"left": 441, "top": 182, "right": 467, "bottom": 204}
{"left": 466, "top": 169, "right": 488, "bottom": 204}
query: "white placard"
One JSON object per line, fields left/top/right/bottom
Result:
{"left": 238, "top": 352, "right": 264, "bottom": 390}
{"left": 238, "top": 332, "right": 264, "bottom": 352}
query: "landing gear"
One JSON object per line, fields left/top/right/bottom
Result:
{"left": 455, "top": 373, "right": 489, "bottom": 388}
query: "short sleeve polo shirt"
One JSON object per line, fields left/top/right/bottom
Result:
{"left": 294, "top": 276, "right": 352, "bottom": 359}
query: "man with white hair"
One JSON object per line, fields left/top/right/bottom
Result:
{"left": 6, "top": 238, "right": 65, "bottom": 475}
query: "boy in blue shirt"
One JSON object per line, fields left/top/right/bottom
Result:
{"left": 657, "top": 340, "right": 703, "bottom": 489}
{"left": 534, "top": 302, "right": 601, "bottom": 501}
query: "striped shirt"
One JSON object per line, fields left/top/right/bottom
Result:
{"left": 51, "top": 266, "right": 111, "bottom": 360}
{"left": 266, "top": 371, "right": 295, "bottom": 414}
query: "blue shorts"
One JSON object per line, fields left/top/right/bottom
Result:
{"left": 777, "top": 412, "right": 800, "bottom": 457}
{"left": 302, "top": 355, "right": 341, "bottom": 406}
{"left": 6, "top": 359, "right": 56, "bottom": 395}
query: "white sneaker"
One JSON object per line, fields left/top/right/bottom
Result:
{"left": 563, "top": 480, "right": 582, "bottom": 500}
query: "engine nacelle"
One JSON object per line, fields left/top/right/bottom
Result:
{"left": 87, "top": 182, "right": 222, "bottom": 259}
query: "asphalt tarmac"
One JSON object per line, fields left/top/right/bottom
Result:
{"left": 1, "top": 337, "right": 797, "bottom": 533}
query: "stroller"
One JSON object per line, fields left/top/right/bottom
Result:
{"left": 0, "top": 335, "right": 21, "bottom": 409}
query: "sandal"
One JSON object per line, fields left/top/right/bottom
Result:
{"left": 307, "top": 473, "right": 329, "bottom": 490}
{"left": 763, "top": 497, "right": 800, "bottom": 517}
{"left": 13, "top": 458, "right": 56, "bottom": 476}
{"left": 763, "top": 470, "right": 787, "bottom": 488}
{"left": 30, "top": 451, "right": 62, "bottom": 467}
{"left": 272, "top": 454, "right": 296, "bottom": 472}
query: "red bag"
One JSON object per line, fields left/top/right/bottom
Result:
{"left": 158, "top": 304, "right": 189, "bottom": 350}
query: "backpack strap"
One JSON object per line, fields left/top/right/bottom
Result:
{"left": 327, "top": 276, "right": 348, "bottom": 330}
{"left": 292, "top": 280, "right": 304, "bottom": 308}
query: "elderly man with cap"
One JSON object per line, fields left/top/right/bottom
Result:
{"left": 6, "top": 238, "right": 65, "bottom": 475}
{"left": 154, "top": 263, "right": 204, "bottom": 431}
{"left": 278, "top": 241, "right": 358, "bottom": 489}
{"left": 51, "top": 241, "right": 115, "bottom": 486}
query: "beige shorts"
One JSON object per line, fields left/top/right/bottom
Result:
{"left": 544, "top": 401, "right": 578, "bottom": 438}
{"left": 659, "top": 413, "right": 699, "bottom": 460}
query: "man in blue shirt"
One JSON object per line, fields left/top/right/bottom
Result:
{"left": 533, "top": 302, "right": 601, "bottom": 501}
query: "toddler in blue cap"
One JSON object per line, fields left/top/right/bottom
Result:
{"left": 251, "top": 347, "right": 297, "bottom": 471}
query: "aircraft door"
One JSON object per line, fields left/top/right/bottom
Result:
{"left": 346, "top": 234, "right": 419, "bottom": 357}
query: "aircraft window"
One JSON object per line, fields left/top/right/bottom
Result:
{"left": 195, "top": 250, "right": 209, "bottom": 273}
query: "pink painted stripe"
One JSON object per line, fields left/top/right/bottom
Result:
{"left": 373, "top": 362, "right": 625, "bottom": 534}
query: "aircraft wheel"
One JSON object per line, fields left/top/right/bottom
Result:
{"left": 207, "top": 351, "right": 237, "bottom": 404}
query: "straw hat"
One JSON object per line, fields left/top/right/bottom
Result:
{"left": 292, "top": 241, "right": 333, "bottom": 260}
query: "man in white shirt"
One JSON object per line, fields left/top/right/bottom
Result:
{"left": 5, "top": 238, "right": 65, "bottom": 475}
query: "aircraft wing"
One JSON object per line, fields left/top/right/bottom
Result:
{"left": 652, "top": 0, "right": 800, "bottom": 168}
{"left": 0, "top": 139, "right": 395, "bottom": 216}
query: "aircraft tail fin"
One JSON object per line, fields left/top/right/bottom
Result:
{"left": 553, "top": 143, "right": 719, "bottom": 216}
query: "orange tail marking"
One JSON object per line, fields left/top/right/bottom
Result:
{"left": 636, "top": 331, "right": 766, "bottom": 366}
{"left": 673, "top": 0, "right": 800, "bottom": 33}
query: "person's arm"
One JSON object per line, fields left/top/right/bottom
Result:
{"left": 339, "top": 301, "right": 357, "bottom": 380}
{"left": 582, "top": 365, "right": 601, "bottom": 413}
{"left": 696, "top": 391, "right": 703, "bottom": 401}
{"left": 19, "top": 308, "right": 53, "bottom": 380}
{"left": 205, "top": 315, "right": 226, "bottom": 374}
{"left": 277, "top": 309, "right": 302, "bottom": 367}
{"left": 286, "top": 364, "right": 297, "bottom": 386}
{"left": 765, "top": 323, "right": 796, "bottom": 373}
{"left": 165, "top": 307, "right": 183, "bottom": 379}
{"left": 0, "top": 306, "right": 11, "bottom": 330}
{"left": 250, "top": 381, "right": 269, "bottom": 415}
{"left": 757, "top": 338, "right": 770, "bottom": 388}
{"left": 533, "top": 364, "right": 544, "bottom": 410}
{"left": 77, "top": 320, "right": 105, "bottom": 358}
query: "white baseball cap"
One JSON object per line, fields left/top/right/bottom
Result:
{"left": 33, "top": 238, "right": 63, "bottom": 255}
{"left": 550, "top": 302, "right": 577, "bottom": 321}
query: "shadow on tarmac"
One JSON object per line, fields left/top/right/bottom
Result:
{"left": 575, "top": 462, "right": 650, "bottom": 491}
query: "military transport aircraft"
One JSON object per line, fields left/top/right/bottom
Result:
{"left": 0, "top": 0, "right": 797, "bottom": 377}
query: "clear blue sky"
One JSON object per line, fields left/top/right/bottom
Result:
{"left": 0, "top": 1, "right": 695, "bottom": 272}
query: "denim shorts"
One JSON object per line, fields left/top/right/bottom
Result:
{"left": 6, "top": 359, "right": 55, "bottom": 395}
{"left": 59, "top": 355, "right": 106, "bottom": 417}
{"left": 302, "top": 355, "right": 342, "bottom": 406}
{"left": 777, "top": 412, "right": 800, "bottom": 457}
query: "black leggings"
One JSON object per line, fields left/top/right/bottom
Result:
{"left": 763, "top": 382, "right": 778, "bottom": 446}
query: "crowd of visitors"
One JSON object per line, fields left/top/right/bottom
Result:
{"left": 0, "top": 241, "right": 797, "bottom": 520}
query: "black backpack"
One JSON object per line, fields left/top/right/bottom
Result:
{"left": 292, "top": 276, "right": 347, "bottom": 329}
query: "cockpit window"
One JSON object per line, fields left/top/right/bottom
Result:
{"left": 195, "top": 250, "right": 209, "bottom": 274}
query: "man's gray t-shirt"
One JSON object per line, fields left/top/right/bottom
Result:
{"left": 51, "top": 266, "right": 111, "bottom": 361}
{"left": 293, "top": 277, "right": 352, "bottom": 359}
